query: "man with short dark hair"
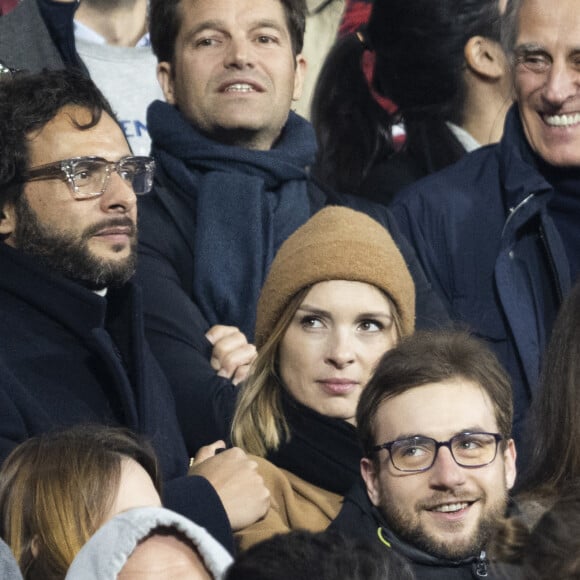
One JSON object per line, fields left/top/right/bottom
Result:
{"left": 0, "top": 68, "right": 270, "bottom": 553}
{"left": 331, "top": 331, "right": 517, "bottom": 579}
{"left": 390, "top": 0, "right": 580, "bottom": 452}
{"left": 138, "top": 0, "right": 449, "bottom": 450}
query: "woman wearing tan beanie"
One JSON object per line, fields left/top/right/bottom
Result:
{"left": 231, "top": 206, "right": 415, "bottom": 550}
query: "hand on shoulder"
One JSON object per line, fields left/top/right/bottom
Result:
{"left": 206, "top": 325, "right": 257, "bottom": 386}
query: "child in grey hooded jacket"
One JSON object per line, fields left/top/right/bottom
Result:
{"left": 65, "top": 507, "right": 233, "bottom": 580}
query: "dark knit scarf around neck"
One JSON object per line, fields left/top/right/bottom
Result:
{"left": 266, "top": 390, "right": 362, "bottom": 495}
{"left": 542, "top": 162, "right": 580, "bottom": 284}
{"left": 148, "top": 101, "right": 317, "bottom": 340}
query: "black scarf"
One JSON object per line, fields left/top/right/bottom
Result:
{"left": 266, "top": 390, "right": 362, "bottom": 495}
{"left": 543, "top": 162, "right": 580, "bottom": 284}
{"left": 148, "top": 101, "right": 317, "bottom": 340}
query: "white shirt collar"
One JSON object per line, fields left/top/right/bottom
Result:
{"left": 446, "top": 122, "right": 481, "bottom": 153}
{"left": 74, "top": 19, "right": 151, "bottom": 48}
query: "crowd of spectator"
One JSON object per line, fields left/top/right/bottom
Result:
{"left": 1, "top": 0, "right": 580, "bottom": 577}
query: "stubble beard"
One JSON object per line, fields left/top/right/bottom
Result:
{"left": 209, "top": 125, "right": 278, "bottom": 151}
{"left": 378, "top": 488, "right": 508, "bottom": 561}
{"left": 13, "top": 195, "right": 137, "bottom": 290}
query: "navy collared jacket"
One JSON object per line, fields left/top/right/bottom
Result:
{"left": 391, "top": 106, "right": 571, "bottom": 447}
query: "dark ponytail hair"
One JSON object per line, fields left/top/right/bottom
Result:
{"left": 370, "top": 0, "right": 501, "bottom": 123}
{"left": 311, "top": 0, "right": 502, "bottom": 197}
{"left": 311, "top": 33, "right": 394, "bottom": 195}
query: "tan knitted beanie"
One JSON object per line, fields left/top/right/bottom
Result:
{"left": 255, "top": 206, "right": 415, "bottom": 348}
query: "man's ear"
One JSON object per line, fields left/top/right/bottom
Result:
{"left": 291, "top": 54, "right": 307, "bottom": 102}
{"left": 464, "top": 35, "right": 507, "bottom": 81}
{"left": 157, "top": 62, "right": 177, "bottom": 105}
{"left": 360, "top": 457, "right": 381, "bottom": 507}
{"left": 503, "top": 438, "right": 517, "bottom": 491}
{"left": 0, "top": 202, "right": 16, "bottom": 245}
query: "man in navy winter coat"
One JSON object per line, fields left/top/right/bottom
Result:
{"left": 390, "top": 0, "right": 580, "bottom": 451}
{"left": 0, "top": 69, "right": 270, "bottom": 553}
{"left": 138, "top": 0, "right": 450, "bottom": 451}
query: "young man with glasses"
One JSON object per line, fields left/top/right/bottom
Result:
{"left": 331, "top": 331, "right": 517, "bottom": 579}
{"left": 0, "top": 68, "right": 271, "bottom": 554}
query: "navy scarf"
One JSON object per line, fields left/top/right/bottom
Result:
{"left": 148, "top": 101, "right": 316, "bottom": 340}
{"left": 543, "top": 163, "right": 580, "bottom": 285}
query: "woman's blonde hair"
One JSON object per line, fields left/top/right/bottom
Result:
{"left": 231, "top": 287, "right": 403, "bottom": 456}
{"left": 233, "top": 207, "right": 414, "bottom": 457}
{"left": 0, "top": 425, "right": 160, "bottom": 580}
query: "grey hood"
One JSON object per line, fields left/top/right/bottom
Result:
{"left": 65, "top": 506, "right": 233, "bottom": 579}
{"left": 0, "top": 538, "right": 23, "bottom": 580}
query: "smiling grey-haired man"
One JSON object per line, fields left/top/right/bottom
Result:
{"left": 389, "top": 0, "right": 580, "bottom": 458}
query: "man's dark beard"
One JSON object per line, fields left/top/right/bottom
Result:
{"left": 13, "top": 195, "right": 137, "bottom": 290}
{"left": 380, "top": 491, "right": 507, "bottom": 561}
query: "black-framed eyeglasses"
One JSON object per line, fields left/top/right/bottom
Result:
{"left": 371, "top": 432, "right": 503, "bottom": 473}
{"left": 21, "top": 156, "right": 155, "bottom": 200}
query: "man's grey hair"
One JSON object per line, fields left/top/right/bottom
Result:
{"left": 501, "top": 0, "right": 523, "bottom": 55}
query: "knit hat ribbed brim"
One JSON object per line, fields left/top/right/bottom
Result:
{"left": 255, "top": 206, "right": 415, "bottom": 348}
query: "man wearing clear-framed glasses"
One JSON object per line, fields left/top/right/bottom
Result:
{"left": 0, "top": 68, "right": 271, "bottom": 555}
{"left": 2, "top": 132, "right": 152, "bottom": 288}
{"left": 331, "top": 331, "right": 517, "bottom": 579}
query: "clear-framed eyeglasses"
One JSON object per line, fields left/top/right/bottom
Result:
{"left": 21, "top": 155, "right": 156, "bottom": 200}
{"left": 371, "top": 432, "right": 503, "bottom": 473}
{"left": 0, "top": 62, "right": 20, "bottom": 78}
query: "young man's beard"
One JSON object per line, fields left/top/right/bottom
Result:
{"left": 12, "top": 195, "right": 137, "bottom": 290}
{"left": 378, "top": 490, "right": 507, "bottom": 561}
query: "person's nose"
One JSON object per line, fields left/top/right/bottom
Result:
{"left": 427, "top": 445, "right": 467, "bottom": 490}
{"left": 325, "top": 328, "right": 355, "bottom": 369}
{"left": 541, "top": 59, "right": 580, "bottom": 108}
{"left": 224, "top": 35, "right": 254, "bottom": 69}
{"left": 100, "top": 169, "right": 136, "bottom": 214}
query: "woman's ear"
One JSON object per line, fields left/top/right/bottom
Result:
{"left": 30, "top": 535, "right": 40, "bottom": 559}
{"left": 464, "top": 35, "right": 507, "bottom": 81}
